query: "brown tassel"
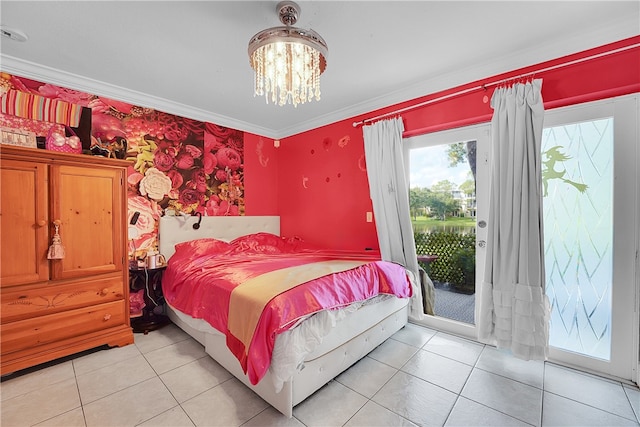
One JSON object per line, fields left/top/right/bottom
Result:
{"left": 47, "top": 222, "right": 65, "bottom": 260}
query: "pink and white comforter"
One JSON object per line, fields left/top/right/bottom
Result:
{"left": 162, "top": 233, "right": 412, "bottom": 385}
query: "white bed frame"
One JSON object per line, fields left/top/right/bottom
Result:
{"left": 158, "top": 215, "right": 409, "bottom": 417}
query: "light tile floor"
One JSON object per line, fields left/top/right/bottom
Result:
{"left": 1, "top": 322, "right": 639, "bottom": 427}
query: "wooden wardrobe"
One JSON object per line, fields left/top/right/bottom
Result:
{"left": 0, "top": 145, "right": 134, "bottom": 375}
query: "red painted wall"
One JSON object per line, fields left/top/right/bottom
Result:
{"left": 244, "top": 124, "right": 379, "bottom": 251}
{"left": 268, "top": 121, "right": 378, "bottom": 251}
{"left": 244, "top": 132, "right": 279, "bottom": 216}
{"left": 270, "top": 36, "right": 639, "bottom": 249}
{"left": 276, "top": 122, "right": 378, "bottom": 250}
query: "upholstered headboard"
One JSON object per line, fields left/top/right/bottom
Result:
{"left": 159, "top": 215, "right": 280, "bottom": 260}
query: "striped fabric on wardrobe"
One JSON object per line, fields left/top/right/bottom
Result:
{"left": 1, "top": 90, "right": 81, "bottom": 127}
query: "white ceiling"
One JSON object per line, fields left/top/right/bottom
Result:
{"left": 1, "top": 1, "right": 638, "bottom": 139}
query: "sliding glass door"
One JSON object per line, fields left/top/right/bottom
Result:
{"left": 405, "top": 95, "right": 638, "bottom": 381}
{"left": 405, "top": 124, "right": 491, "bottom": 340}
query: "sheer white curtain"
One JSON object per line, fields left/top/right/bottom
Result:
{"left": 363, "top": 117, "right": 426, "bottom": 320}
{"left": 478, "top": 79, "right": 550, "bottom": 360}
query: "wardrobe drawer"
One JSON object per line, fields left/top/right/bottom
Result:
{"left": 1, "top": 277, "right": 125, "bottom": 323}
{"left": 1, "top": 300, "right": 127, "bottom": 355}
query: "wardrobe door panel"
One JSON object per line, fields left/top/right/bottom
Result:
{"left": 0, "top": 159, "right": 49, "bottom": 286}
{"left": 49, "top": 165, "right": 125, "bottom": 280}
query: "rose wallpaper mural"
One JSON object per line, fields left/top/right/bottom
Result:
{"left": 0, "top": 72, "right": 244, "bottom": 257}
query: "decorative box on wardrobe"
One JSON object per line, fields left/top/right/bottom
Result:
{"left": 0, "top": 145, "right": 134, "bottom": 375}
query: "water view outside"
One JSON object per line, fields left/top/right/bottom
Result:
{"left": 542, "top": 118, "right": 614, "bottom": 360}
{"left": 410, "top": 142, "right": 477, "bottom": 324}
{"left": 410, "top": 143, "right": 477, "bottom": 234}
{"left": 412, "top": 223, "right": 476, "bottom": 234}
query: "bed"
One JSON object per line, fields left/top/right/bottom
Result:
{"left": 158, "top": 215, "right": 412, "bottom": 417}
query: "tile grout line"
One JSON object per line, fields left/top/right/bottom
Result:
{"left": 72, "top": 360, "right": 89, "bottom": 427}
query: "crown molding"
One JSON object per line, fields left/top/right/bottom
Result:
{"left": 0, "top": 54, "right": 279, "bottom": 138}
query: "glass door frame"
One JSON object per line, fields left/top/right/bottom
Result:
{"left": 542, "top": 95, "right": 639, "bottom": 382}
{"left": 404, "top": 123, "right": 491, "bottom": 341}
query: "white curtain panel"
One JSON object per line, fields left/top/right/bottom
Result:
{"left": 478, "top": 79, "right": 550, "bottom": 360}
{"left": 363, "top": 117, "right": 424, "bottom": 320}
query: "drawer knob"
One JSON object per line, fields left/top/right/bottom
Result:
{"left": 100, "top": 288, "right": 109, "bottom": 296}
{"left": 103, "top": 314, "right": 112, "bottom": 321}
{"left": 37, "top": 220, "right": 47, "bottom": 227}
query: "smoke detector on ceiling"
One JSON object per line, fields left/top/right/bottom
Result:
{"left": 0, "top": 26, "right": 28, "bottom": 42}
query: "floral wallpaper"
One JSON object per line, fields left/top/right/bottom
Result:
{"left": 0, "top": 73, "right": 244, "bottom": 256}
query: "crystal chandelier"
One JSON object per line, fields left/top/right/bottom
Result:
{"left": 248, "top": 1, "right": 328, "bottom": 107}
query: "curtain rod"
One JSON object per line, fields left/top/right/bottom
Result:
{"left": 353, "top": 42, "right": 640, "bottom": 128}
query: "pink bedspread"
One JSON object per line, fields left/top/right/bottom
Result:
{"left": 162, "top": 233, "right": 412, "bottom": 385}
